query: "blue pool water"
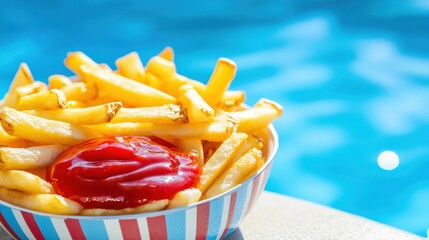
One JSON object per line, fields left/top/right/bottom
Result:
{"left": 0, "top": 0, "right": 428, "bottom": 236}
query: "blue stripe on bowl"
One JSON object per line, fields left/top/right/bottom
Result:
{"left": 207, "top": 196, "right": 224, "bottom": 240}
{"left": 81, "top": 218, "right": 110, "bottom": 239}
{"left": 166, "top": 206, "right": 186, "bottom": 239}
{"left": 0, "top": 204, "right": 26, "bottom": 239}
{"left": 33, "top": 214, "right": 59, "bottom": 240}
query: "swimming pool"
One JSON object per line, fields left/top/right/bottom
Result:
{"left": 0, "top": 0, "right": 428, "bottom": 236}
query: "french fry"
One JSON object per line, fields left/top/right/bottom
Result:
{"left": 197, "top": 133, "right": 248, "bottom": 193}
{"left": 0, "top": 126, "right": 36, "bottom": 148}
{"left": 15, "top": 81, "right": 47, "bottom": 97}
{"left": 90, "top": 114, "right": 237, "bottom": 142}
{"left": 99, "top": 63, "right": 111, "bottom": 70}
{"left": 16, "top": 89, "right": 67, "bottom": 110}
{"left": 204, "top": 58, "right": 237, "bottom": 107}
{"left": 0, "top": 170, "right": 54, "bottom": 194}
{"left": 230, "top": 98, "right": 282, "bottom": 132}
{"left": 146, "top": 56, "right": 178, "bottom": 96}
{"left": 158, "top": 46, "right": 174, "bottom": 62}
{"left": 82, "top": 199, "right": 169, "bottom": 216}
{"left": 80, "top": 65, "right": 177, "bottom": 107}
{"left": 2, "top": 64, "right": 34, "bottom": 107}
{"left": 59, "top": 82, "right": 98, "bottom": 102}
{"left": 64, "top": 51, "right": 99, "bottom": 76}
{"left": 220, "top": 90, "right": 246, "bottom": 111}
{"left": 111, "top": 104, "right": 187, "bottom": 124}
{"left": 0, "top": 145, "right": 66, "bottom": 170}
{"left": 178, "top": 84, "right": 214, "bottom": 123}
{"left": 146, "top": 73, "right": 164, "bottom": 91}
{"left": 48, "top": 74, "right": 73, "bottom": 89}
{"left": 229, "top": 134, "right": 263, "bottom": 165}
{"left": 0, "top": 107, "right": 101, "bottom": 145}
{"left": 25, "top": 102, "right": 122, "bottom": 125}
{"left": 167, "top": 188, "right": 201, "bottom": 209}
{"left": 177, "top": 74, "right": 245, "bottom": 108}
{"left": 67, "top": 100, "right": 86, "bottom": 108}
{"left": 174, "top": 138, "right": 204, "bottom": 166}
{"left": 0, "top": 187, "right": 83, "bottom": 215}
{"left": 204, "top": 148, "right": 261, "bottom": 199}
{"left": 115, "top": 52, "right": 147, "bottom": 84}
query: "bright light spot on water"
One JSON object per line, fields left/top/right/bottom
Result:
{"left": 377, "top": 150, "right": 400, "bottom": 170}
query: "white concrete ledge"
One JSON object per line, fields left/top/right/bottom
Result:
{"left": 226, "top": 191, "right": 424, "bottom": 240}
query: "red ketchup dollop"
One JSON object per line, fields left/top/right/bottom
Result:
{"left": 46, "top": 136, "right": 200, "bottom": 209}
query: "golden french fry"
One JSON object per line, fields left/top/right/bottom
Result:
{"left": 115, "top": 52, "right": 147, "bottom": 84}
{"left": 0, "top": 126, "right": 36, "bottom": 148}
{"left": 146, "top": 56, "right": 178, "bottom": 96}
{"left": 67, "top": 100, "right": 86, "bottom": 108}
{"left": 146, "top": 56, "right": 176, "bottom": 79}
{"left": 0, "top": 145, "right": 66, "bottom": 170}
{"left": 99, "top": 63, "right": 111, "bottom": 70}
{"left": 16, "top": 89, "right": 67, "bottom": 110}
{"left": 80, "top": 65, "right": 177, "bottom": 107}
{"left": 178, "top": 75, "right": 206, "bottom": 95}
{"left": 0, "top": 170, "right": 53, "bottom": 194}
{"left": 167, "top": 188, "right": 201, "bottom": 209}
{"left": 25, "top": 102, "right": 122, "bottom": 125}
{"left": 197, "top": 133, "right": 248, "bottom": 193}
{"left": 90, "top": 115, "right": 237, "bottom": 142}
{"left": 0, "top": 187, "right": 83, "bottom": 215}
{"left": 204, "top": 58, "right": 237, "bottom": 107}
{"left": 204, "top": 148, "right": 261, "bottom": 199}
{"left": 15, "top": 82, "right": 47, "bottom": 97}
{"left": 146, "top": 73, "right": 164, "bottom": 91}
{"left": 231, "top": 135, "right": 263, "bottom": 163}
{"left": 177, "top": 74, "right": 245, "bottom": 107}
{"left": 158, "top": 46, "right": 174, "bottom": 62}
{"left": 111, "top": 104, "right": 187, "bottom": 124}
{"left": 59, "top": 82, "right": 98, "bottom": 102}
{"left": 48, "top": 74, "right": 73, "bottom": 89}
{"left": 2, "top": 64, "right": 34, "bottom": 107}
{"left": 230, "top": 98, "right": 282, "bottom": 132}
{"left": 64, "top": 51, "right": 99, "bottom": 76}
{"left": 0, "top": 107, "right": 100, "bottom": 145}
{"left": 178, "top": 84, "right": 214, "bottom": 123}
{"left": 82, "top": 199, "right": 169, "bottom": 216}
{"left": 220, "top": 90, "right": 246, "bottom": 111}
{"left": 174, "top": 138, "right": 204, "bottom": 166}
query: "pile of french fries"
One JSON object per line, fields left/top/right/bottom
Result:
{"left": 0, "top": 47, "right": 282, "bottom": 215}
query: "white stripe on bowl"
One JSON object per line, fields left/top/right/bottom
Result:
{"left": 185, "top": 207, "right": 197, "bottom": 240}
{"left": 216, "top": 194, "right": 231, "bottom": 240}
{"left": 104, "top": 219, "right": 123, "bottom": 240}
{"left": 137, "top": 217, "right": 150, "bottom": 240}
{"left": 51, "top": 218, "right": 72, "bottom": 240}
{"left": 240, "top": 181, "right": 253, "bottom": 221}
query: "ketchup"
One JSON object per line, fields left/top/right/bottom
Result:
{"left": 46, "top": 136, "right": 200, "bottom": 209}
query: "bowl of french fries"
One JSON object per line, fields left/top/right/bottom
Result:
{"left": 0, "top": 48, "right": 281, "bottom": 240}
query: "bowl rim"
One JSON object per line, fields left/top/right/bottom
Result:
{"left": 0, "top": 124, "right": 279, "bottom": 219}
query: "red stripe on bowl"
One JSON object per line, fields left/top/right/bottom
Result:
{"left": 65, "top": 218, "right": 86, "bottom": 240}
{"left": 120, "top": 219, "right": 141, "bottom": 240}
{"left": 147, "top": 215, "right": 167, "bottom": 240}
{"left": 21, "top": 211, "right": 44, "bottom": 240}
{"left": 196, "top": 202, "right": 210, "bottom": 240}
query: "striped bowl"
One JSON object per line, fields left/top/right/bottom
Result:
{"left": 0, "top": 125, "right": 278, "bottom": 240}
